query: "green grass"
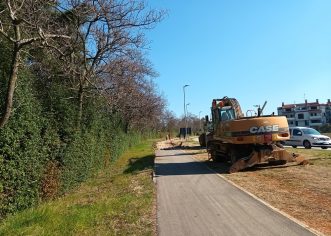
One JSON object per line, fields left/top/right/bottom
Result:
{"left": 0, "top": 140, "right": 156, "bottom": 236}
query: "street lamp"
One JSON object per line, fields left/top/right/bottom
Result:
{"left": 183, "top": 85, "right": 189, "bottom": 138}
{"left": 186, "top": 103, "right": 190, "bottom": 115}
{"left": 186, "top": 103, "right": 190, "bottom": 138}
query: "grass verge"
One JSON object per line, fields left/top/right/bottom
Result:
{"left": 0, "top": 140, "right": 156, "bottom": 236}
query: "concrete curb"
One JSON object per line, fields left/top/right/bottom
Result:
{"left": 191, "top": 155, "right": 324, "bottom": 236}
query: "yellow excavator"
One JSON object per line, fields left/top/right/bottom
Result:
{"left": 199, "top": 97, "right": 307, "bottom": 173}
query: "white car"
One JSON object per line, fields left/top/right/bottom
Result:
{"left": 284, "top": 127, "right": 331, "bottom": 149}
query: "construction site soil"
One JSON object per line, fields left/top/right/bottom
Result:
{"left": 158, "top": 138, "right": 331, "bottom": 235}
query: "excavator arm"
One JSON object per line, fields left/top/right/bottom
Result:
{"left": 229, "top": 144, "right": 308, "bottom": 173}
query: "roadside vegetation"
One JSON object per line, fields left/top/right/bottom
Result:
{"left": 0, "top": 0, "right": 169, "bottom": 222}
{"left": 0, "top": 140, "right": 156, "bottom": 235}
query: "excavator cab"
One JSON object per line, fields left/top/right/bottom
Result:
{"left": 211, "top": 106, "right": 235, "bottom": 132}
{"left": 219, "top": 106, "right": 235, "bottom": 121}
{"left": 211, "top": 97, "right": 242, "bottom": 133}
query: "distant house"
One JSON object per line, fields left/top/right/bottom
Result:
{"left": 277, "top": 99, "right": 331, "bottom": 128}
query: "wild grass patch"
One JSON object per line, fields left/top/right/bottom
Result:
{"left": 0, "top": 140, "right": 156, "bottom": 236}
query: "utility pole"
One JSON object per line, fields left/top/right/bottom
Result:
{"left": 186, "top": 103, "right": 190, "bottom": 139}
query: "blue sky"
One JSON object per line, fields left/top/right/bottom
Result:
{"left": 147, "top": 0, "right": 331, "bottom": 118}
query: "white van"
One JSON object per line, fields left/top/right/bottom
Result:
{"left": 284, "top": 127, "right": 331, "bottom": 149}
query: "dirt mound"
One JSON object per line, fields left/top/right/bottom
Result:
{"left": 156, "top": 139, "right": 183, "bottom": 150}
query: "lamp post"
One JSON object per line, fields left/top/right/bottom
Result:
{"left": 183, "top": 85, "right": 189, "bottom": 138}
{"left": 186, "top": 103, "right": 190, "bottom": 138}
{"left": 186, "top": 103, "right": 190, "bottom": 115}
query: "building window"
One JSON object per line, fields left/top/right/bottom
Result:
{"left": 310, "top": 106, "right": 317, "bottom": 110}
{"left": 311, "top": 120, "right": 321, "bottom": 124}
{"left": 298, "top": 114, "right": 304, "bottom": 119}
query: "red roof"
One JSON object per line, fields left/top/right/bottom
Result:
{"left": 278, "top": 100, "right": 331, "bottom": 109}
{"left": 282, "top": 104, "right": 295, "bottom": 109}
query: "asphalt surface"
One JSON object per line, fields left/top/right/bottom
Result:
{"left": 155, "top": 148, "right": 316, "bottom": 236}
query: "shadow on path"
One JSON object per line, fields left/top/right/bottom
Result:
{"left": 124, "top": 155, "right": 154, "bottom": 174}
{"left": 161, "top": 145, "right": 205, "bottom": 151}
{"left": 155, "top": 161, "right": 215, "bottom": 176}
{"left": 156, "top": 152, "right": 203, "bottom": 158}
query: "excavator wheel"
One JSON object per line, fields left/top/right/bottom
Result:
{"left": 199, "top": 133, "right": 206, "bottom": 147}
{"left": 229, "top": 149, "right": 238, "bottom": 164}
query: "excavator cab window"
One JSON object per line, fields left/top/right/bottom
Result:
{"left": 219, "top": 106, "right": 235, "bottom": 121}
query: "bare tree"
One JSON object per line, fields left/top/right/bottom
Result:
{"left": 60, "top": 0, "right": 164, "bottom": 126}
{"left": 0, "top": 0, "right": 72, "bottom": 127}
{"left": 161, "top": 110, "right": 179, "bottom": 134}
{"left": 101, "top": 54, "right": 165, "bottom": 132}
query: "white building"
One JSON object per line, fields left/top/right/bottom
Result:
{"left": 277, "top": 99, "right": 331, "bottom": 128}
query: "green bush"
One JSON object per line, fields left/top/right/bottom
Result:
{"left": 0, "top": 72, "right": 47, "bottom": 218}
{"left": 0, "top": 71, "right": 147, "bottom": 219}
{"left": 0, "top": 34, "right": 158, "bottom": 221}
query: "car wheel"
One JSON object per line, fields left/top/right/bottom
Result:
{"left": 321, "top": 147, "right": 328, "bottom": 149}
{"left": 303, "top": 140, "right": 311, "bottom": 149}
{"left": 292, "top": 145, "right": 297, "bottom": 148}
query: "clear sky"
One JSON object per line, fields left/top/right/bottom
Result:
{"left": 147, "top": 0, "right": 331, "bottom": 118}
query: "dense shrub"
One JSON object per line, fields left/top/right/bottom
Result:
{"left": 0, "top": 72, "right": 47, "bottom": 217}
{"left": 0, "top": 71, "right": 147, "bottom": 220}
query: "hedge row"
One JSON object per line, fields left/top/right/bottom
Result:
{"left": 0, "top": 68, "right": 143, "bottom": 220}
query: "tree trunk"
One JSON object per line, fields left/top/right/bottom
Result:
{"left": 0, "top": 43, "right": 20, "bottom": 128}
{"left": 77, "top": 81, "right": 84, "bottom": 128}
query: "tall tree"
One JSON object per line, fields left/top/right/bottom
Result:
{"left": 0, "top": 0, "right": 72, "bottom": 127}
{"left": 102, "top": 54, "right": 165, "bottom": 132}
{"left": 59, "top": 0, "right": 164, "bottom": 127}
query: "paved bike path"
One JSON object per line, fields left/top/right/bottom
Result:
{"left": 155, "top": 149, "right": 316, "bottom": 236}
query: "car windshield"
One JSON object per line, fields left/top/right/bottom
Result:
{"left": 302, "top": 128, "right": 321, "bottom": 135}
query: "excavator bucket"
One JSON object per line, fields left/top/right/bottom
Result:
{"left": 229, "top": 145, "right": 308, "bottom": 173}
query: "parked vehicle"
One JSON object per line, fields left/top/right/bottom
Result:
{"left": 284, "top": 127, "right": 331, "bottom": 149}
